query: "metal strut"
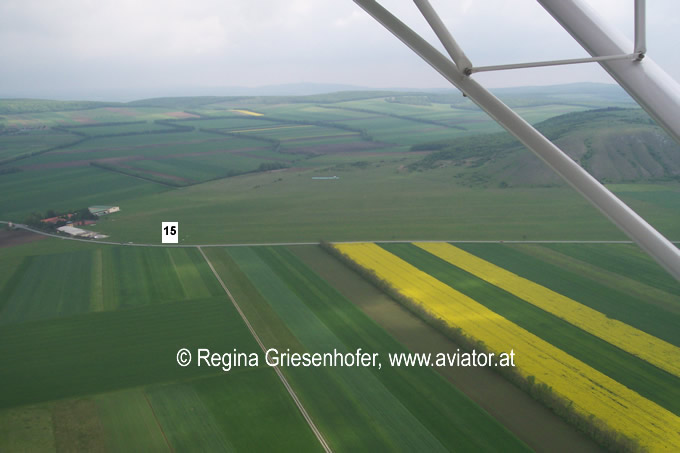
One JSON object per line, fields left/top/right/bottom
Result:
{"left": 461, "top": 0, "right": 646, "bottom": 74}
{"left": 352, "top": 0, "right": 680, "bottom": 281}
{"left": 468, "top": 53, "right": 637, "bottom": 75}
{"left": 634, "top": 0, "right": 647, "bottom": 56}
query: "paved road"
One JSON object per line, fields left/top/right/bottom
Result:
{"left": 5, "top": 220, "right": 676, "bottom": 247}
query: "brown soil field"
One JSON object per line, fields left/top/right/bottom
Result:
{"left": 0, "top": 229, "right": 46, "bottom": 249}
{"left": 103, "top": 107, "right": 138, "bottom": 117}
{"left": 52, "top": 399, "right": 107, "bottom": 452}
{"left": 168, "top": 146, "right": 269, "bottom": 158}
{"left": 72, "top": 118, "right": 97, "bottom": 124}
{"left": 283, "top": 133, "right": 358, "bottom": 143}
{"left": 20, "top": 159, "right": 105, "bottom": 170}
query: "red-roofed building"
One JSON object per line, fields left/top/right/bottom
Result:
{"left": 41, "top": 213, "right": 73, "bottom": 224}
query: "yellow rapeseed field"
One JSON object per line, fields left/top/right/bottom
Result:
{"left": 230, "top": 109, "right": 264, "bottom": 116}
{"left": 415, "top": 242, "right": 680, "bottom": 379}
{"left": 336, "top": 242, "right": 680, "bottom": 451}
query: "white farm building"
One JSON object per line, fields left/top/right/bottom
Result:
{"left": 57, "top": 225, "right": 108, "bottom": 239}
{"left": 88, "top": 205, "right": 120, "bottom": 216}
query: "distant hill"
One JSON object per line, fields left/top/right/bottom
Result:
{"left": 1, "top": 82, "right": 634, "bottom": 106}
{"left": 125, "top": 90, "right": 416, "bottom": 109}
{"left": 417, "top": 83, "right": 635, "bottom": 109}
{"left": 409, "top": 108, "right": 680, "bottom": 187}
{"left": 0, "top": 99, "right": 119, "bottom": 114}
{"left": 120, "top": 82, "right": 634, "bottom": 111}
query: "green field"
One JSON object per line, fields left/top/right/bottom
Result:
{"left": 0, "top": 130, "right": 79, "bottom": 162}
{"left": 95, "top": 388, "right": 170, "bottom": 452}
{"left": 57, "top": 121, "right": 179, "bottom": 136}
{"left": 25, "top": 132, "right": 271, "bottom": 165}
{"left": 290, "top": 244, "right": 603, "bottom": 452}
{"left": 511, "top": 243, "right": 680, "bottom": 315}
{"left": 542, "top": 242, "right": 680, "bottom": 298}
{"left": 1, "top": 362, "right": 323, "bottom": 453}
{"left": 332, "top": 241, "right": 680, "bottom": 450}
{"left": 0, "top": 246, "right": 222, "bottom": 324}
{"left": 0, "top": 296, "right": 257, "bottom": 408}
{"left": 0, "top": 166, "right": 169, "bottom": 220}
{"left": 84, "top": 162, "right": 680, "bottom": 244}
{"left": 0, "top": 238, "right": 327, "bottom": 451}
{"left": 10, "top": 128, "right": 295, "bottom": 187}
{"left": 2, "top": 87, "right": 680, "bottom": 451}
{"left": 191, "top": 370, "right": 322, "bottom": 451}
{"left": 0, "top": 250, "right": 96, "bottom": 323}
{"left": 0, "top": 238, "right": 533, "bottom": 451}
{"left": 3, "top": 89, "right": 679, "bottom": 238}
{"left": 207, "top": 245, "right": 528, "bottom": 451}
{"left": 0, "top": 105, "right": 200, "bottom": 127}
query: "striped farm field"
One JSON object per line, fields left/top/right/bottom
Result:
{"left": 507, "top": 243, "right": 680, "bottom": 316}
{"left": 335, "top": 242, "right": 680, "bottom": 451}
{"left": 542, "top": 242, "right": 680, "bottom": 298}
{"left": 380, "top": 242, "right": 680, "bottom": 416}
{"left": 0, "top": 250, "right": 95, "bottom": 324}
{"left": 415, "top": 242, "right": 680, "bottom": 379}
{"left": 59, "top": 121, "right": 176, "bottom": 136}
{"left": 0, "top": 241, "right": 324, "bottom": 452}
{"left": 0, "top": 166, "right": 168, "bottom": 221}
{"left": 0, "top": 347, "right": 322, "bottom": 453}
{"left": 144, "top": 381, "right": 232, "bottom": 451}
{"left": 0, "top": 296, "right": 259, "bottom": 408}
{"left": 0, "top": 130, "right": 79, "bottom": 162}
{"left": 191, "top": 369, "right": 323, "bottom": 452}
{"left": 456, "top": 243, "right": 680, "bottom": 346}
{"left": 0, "top": 247, "right": 223, "bottom": 324}
{"left": 94, "top": 388, "right": 170, "bottom": 451}
{"left": 214, "top": 246, "right": 528, "bottom": 451}
{"left": 235, "top": 124, "right": 358, "bottom": 142}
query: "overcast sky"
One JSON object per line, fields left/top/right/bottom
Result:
{"left": 1, "top": 0, "right": 678, "bottom": 100}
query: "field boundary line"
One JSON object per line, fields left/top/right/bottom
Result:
{"left": 197, "top": 246, "right": 332, "bottom": 453}
{"left": 142, "top": 390, "right": 175, "bottom": 453}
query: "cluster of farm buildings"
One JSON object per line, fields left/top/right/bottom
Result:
{"left": 42, "top": 205, "right": 119, "bottom": 239}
